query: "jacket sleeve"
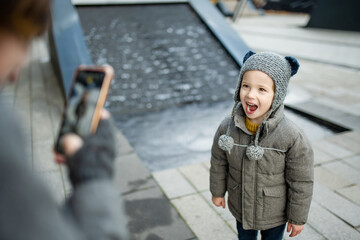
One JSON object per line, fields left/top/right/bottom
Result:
{"left": 210, "top": 117, "right": 230, "bottom": 198}
{"left": 285, "top": 130, "right": 314, "bottom": 225}
{"left": 0, "top": 102, "right": 128, "bottom": 240}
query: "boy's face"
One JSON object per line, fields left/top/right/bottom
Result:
{"left": 240, "top": 70, "right": 275, "bottom": 125}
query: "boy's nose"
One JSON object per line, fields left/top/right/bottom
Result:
{"left": 246, "top": 88, "right": 256, "bottom": 99}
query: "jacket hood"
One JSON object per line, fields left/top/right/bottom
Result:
{"left": 234, "top": 102, "right": 285, "bottom": 137}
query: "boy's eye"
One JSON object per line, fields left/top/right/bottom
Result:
{"left": 242, "top": 84, "right": 249, "bottom": 88}
{"left": 259, "top": 88, "right": 266, "bottom": 92}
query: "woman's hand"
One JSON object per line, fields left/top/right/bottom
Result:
{"left": 54, "top": 109, "right": 111, "bottom": 164}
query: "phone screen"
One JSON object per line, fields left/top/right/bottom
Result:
{"left": 55, "top": 70, "right": 105, "bottom": 153}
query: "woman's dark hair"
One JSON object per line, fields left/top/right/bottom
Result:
{"left": 0, "top": 0, "right": 51, "bottom": 40}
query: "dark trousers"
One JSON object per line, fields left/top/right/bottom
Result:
{"left": 236, "top": 221, "right": 286, "bottom": 240}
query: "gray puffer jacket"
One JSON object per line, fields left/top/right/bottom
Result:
{"left": 210, "top": 103, "right": 314, "bottom": 230}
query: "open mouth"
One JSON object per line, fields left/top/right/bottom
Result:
{"left": 246, "top": 102, "right": 258, "bottom": 114}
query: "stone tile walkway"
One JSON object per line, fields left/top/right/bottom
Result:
{"left": 153, "top": 131, "right": 360, "bottom": 240}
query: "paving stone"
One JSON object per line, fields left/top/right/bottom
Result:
{"left": 313, "top": 182, "right": 360, "bottom": 227}
{"left": 327, "top": 132, "right": 360, "bottom": 154}
{"left": 38, "top": 170, "right": 66, "bottom": 204}
{"left": 15, "top": 67, "right": 31, "bottom": 99}
{"left": 344, "top": 155, "right": 360, "bottom": 170}
{"left": 323, "top": 161, "right": 360, "bottom": 186}
{"left": 171, "top": 193, "right": 237, "bottom": 240}
{"left": 202, "top": 160, "right": 211, "bottom": 170}
{"left": 336, "top": 185, "right": 360, "bottom": 206}
{"left": 201, "top": 191, "right": 234, "bottom": 221}
{"left": 122, "top": 187, "right": 195, "bottom": 240}
{"left": 283, "top": 224, "right": 325, "bottom": 240}
{"left": 344, "top": 131, "right": 360, "bottom": 143}
{"left": 314, "top": 166, "right": 352, "bottom": 190}
{"left": 114, "top": 153, "right": 157, "bottom": 194}
{"left": 307, "top": 201, "right": 360, "bottom": 239}
{"left": 178, "top": 163, "right": 209, "bottom": 192}
{"left": 31, "top": 100, "right": 54, "bottom": 141}
{"left": 42, "top": 64, "right": 64, "bottom": 137}
{"left": 33, "top": 140, "right": 60, "bottom": 172}
{"left": 116, "top": 131, "right": 133, "bottom": 156}
{"left": 152, "top": 168, "right": 196, "bottom": 199}
{"left": 227, "top": 219, "right": 237, "bottom": 233}
{"left": 312, "top": 146, "right": 336, "bottom": 165}
{"left": 313, "top": 139, "right": 354, "bottom": 159}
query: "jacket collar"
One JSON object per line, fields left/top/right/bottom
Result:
{"left": 233, "top": 102, "right": 285, "bottom": 136}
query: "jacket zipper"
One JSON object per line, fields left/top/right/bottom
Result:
{"left": 251, "top": 135, "right": 257, "bottom": 229}
{"left": 253, "top": 160, "right": 257, "bottom": 229}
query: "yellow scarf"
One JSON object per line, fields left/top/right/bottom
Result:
{"left": 245, "top": 117, "right": 259, "bottom": 135}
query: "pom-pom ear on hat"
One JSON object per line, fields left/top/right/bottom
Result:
{"left": 243, "top": 50, "right": 256, "bottom": 63}
{"left": 285, "top": 56, "right": 300, "bottom": 76}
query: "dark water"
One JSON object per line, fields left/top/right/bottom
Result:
{"left": 78, "top": 4, "right": 239, "bottom": 116}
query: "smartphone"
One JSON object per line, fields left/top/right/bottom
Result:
{"left": 54, "top": 65, "right": 114, "bottom": 154}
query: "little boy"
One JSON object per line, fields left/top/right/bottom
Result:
{"left": 210, "top": 51, "right": 314, "bottom": 240}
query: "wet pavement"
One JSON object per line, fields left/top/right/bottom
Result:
{"left": 116, "top": 100, "right": 334, "bottom": 172}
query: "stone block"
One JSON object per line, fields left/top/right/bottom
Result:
{"left": 327, "top": 132, "right": 360, "bottom": 154}
{"left": 116, "top": 131, "right": 134, "bottom": 156}
{"left": 323, "top": 161, "right": 360, "bottom": 186}
{"left": 178, "top": 163, "right": 209, "bottom": 192}
{"left": 171, "top": 194, "right": 237, "bottom": 240}
{"left": 313, "top": 139, "right": 354, "bottom": 159}
{"left": 307, "top": 202, "right": 360, "bottom": 239}
{"left": 343, "top": 131, "right": 360, "bottom": 144}
{"left": 202, "top": 160, "right": 211, "bottom": 170}
{"left": 313, "top": 182, "right": 360, "bottom": 227}
{"left": 201, "top": 190, "right": 234, "bottom": 221}
{"left": 122, "top": 187, "right": 195, "bottom": 240}
{"left": 336, "top": 185, "right": 360, "bottom": 206}
{"left": 152, "top": 168, "right": 196, "bottom": 199}
{"left": 344, "top": 155, "right": 360, "bottom": 171}
{"left": 227, "top": 219, "right": 237, "bottom": 233}
{"left": 31, "top": 101, "right": 54, "bottom": 141}
{"left": 314, "top": 166, "right": 352, "bottom": 190}
{"left": 114, "top": 153, "right": 157, "bottom": 194}
{"left": 312, "top": 146, "right": 336, "bottom": 165}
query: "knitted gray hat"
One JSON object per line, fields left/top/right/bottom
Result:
{"left": 218, "top": 51, "right": 300, "bottom": 160}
